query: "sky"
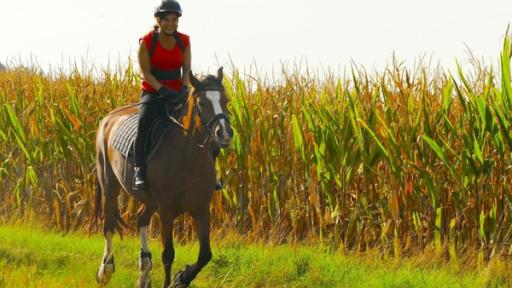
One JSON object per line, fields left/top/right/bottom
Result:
{"left": 0, "top": 0, "right": 511, "bottom": 76}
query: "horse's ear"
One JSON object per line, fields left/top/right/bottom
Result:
{"left": 217, "top": 67, "right": 224, "bottom": 81}
{"left": 190, "top": 71, "right": 201, "bottom": 88}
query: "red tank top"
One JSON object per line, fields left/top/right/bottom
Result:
{"left": 140, "top": 30, "right": 190, "bottom": 93}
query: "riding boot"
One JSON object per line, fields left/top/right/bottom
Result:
{"left": 133, "top": 166, "right": 147, "bottom": 190}
{"left": 133, "top": 130, "right": 148, "bottom": 191}
{"left": 133, "top": 132, "right": 147, "bottom": 191}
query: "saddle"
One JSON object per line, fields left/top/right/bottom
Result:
{"left": 110, "top": 113, "right": 175, "bottom": 164}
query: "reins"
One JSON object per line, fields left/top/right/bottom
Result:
{"left": 105, "top": 95, "right": 165, "bottom": 116}
{"left": 105, "top": 90, "right": 188, "bottom": 117}
{"left": 169, "top": 98, "right": 211, "bottom": 148}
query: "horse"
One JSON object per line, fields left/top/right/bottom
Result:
{"left": 92, "top": 67, "right": 233, "bottom": 287}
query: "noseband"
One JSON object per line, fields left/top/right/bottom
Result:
{"left": 194, "top": 83, "right": 230, "bottom": 135}
{"left": 196, "top": 105, "right": 231, "bottom": 135}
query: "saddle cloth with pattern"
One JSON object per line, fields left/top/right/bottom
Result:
{"left": 110, "top": 113, "right": 174, "bottom": 162}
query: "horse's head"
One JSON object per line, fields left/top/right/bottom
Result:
{"left": 189, "top": 67, "right": 233, "bottom": 147}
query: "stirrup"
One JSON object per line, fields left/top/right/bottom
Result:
{"left": 133, "top": 178, "right": 147, "bottom": 190}
{"left": 215, "top": 178, "right": 223, "bottom": 191}
{"left": 133, "top": 167, "right": 147, "bottom": 190}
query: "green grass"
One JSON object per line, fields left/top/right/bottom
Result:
{"left": 0, "top": 224, "right": 508, "bottom": 287}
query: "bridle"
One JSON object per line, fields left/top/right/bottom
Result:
{"left": 168, "top": 83, "right": 230, "bottom": 148}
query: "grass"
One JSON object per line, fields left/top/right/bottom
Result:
{"left": 0, "top": 224, "right": 509, "bottom": 287}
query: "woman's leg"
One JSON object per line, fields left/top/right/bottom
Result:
{"left": 133, "top": 92, "right": 158, "bottom": 189}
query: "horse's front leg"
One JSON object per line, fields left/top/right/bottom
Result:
{"left": 159, "top": 213, "right": 175, "bottom": 288}
{"left": 173, "top": 209, "right": 212, "bottom": 287}
{"left": 97, "top": 230, "right": 115, "bottom": 286}
{"left": 137, "top": 205, "right": 156, "bottom": 288}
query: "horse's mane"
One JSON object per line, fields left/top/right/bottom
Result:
{"left": 201, "top": 75, "right": 218, "bottom": 82}
{"left": 181, "top": 92, "right": 196, "bottom": 131}
{"left": 199, "top": 75, "right": 222, "bottom": 89}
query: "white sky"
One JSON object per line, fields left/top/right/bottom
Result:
{"left": 0, "top": 0, "right": 511, "bottom": 76}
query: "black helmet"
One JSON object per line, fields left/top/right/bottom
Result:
{"left": 154, "top": 0, "right": 182, "bottom": 17}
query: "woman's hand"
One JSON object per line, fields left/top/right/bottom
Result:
{"left": 158, "top": 86, "right": 183, "bottom": 104}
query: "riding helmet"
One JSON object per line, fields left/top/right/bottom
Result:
{"left": 154, "top": 0, "right": 182, "bottom": 17}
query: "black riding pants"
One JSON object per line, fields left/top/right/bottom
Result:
{"left": 134, "top": 91, "right": 167, "bottom": 168}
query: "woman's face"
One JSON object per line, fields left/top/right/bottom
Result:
{"left": 158, "top": 13, "right": 179, "bottom": 35}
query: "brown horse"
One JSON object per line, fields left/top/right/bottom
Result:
{"left": 93, "top": 67, "right": 232, "bottom": 287}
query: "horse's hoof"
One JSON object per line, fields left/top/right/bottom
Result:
{"left": 172, "top": 265, "right": 191, "bottom": 288}
{"left": 96, "top": 263, "right": 115, "bottom": 285}
{"left": 97, "top": 255, "right": 115, "bottom": 285}
{"left": 172, "top": 283, "right": 189, "bottom": 288}
{"left": 138, "top": 257, "right": 153, "bottom": 288}
{"left": 137, "top": 278, "right": 152, "bottom": 288}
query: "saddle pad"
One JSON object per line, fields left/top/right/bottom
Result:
{"left": 111, "top": 113, "right": 139, "bottom": 158}
{"left": 110, "top": 113, "right": 176, "bottom": 162}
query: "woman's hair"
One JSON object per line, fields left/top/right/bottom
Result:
{"left": 154, "top": 11, "right": 178, "bottom": 20}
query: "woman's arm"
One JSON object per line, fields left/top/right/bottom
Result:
{"left": 138, "top": 40, "right": 163, "bottom": 91}
{"left": 182, "top": 42, "right": 191, "bottom": 87}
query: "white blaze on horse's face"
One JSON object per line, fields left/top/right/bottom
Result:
{"left": 206, "top": 90, "right": 232, "bottom": 145}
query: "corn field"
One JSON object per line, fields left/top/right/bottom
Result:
{"left": 2, "top": 33, "right": 512, "bottom": 256}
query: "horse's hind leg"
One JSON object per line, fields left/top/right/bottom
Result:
{"left": 96, "top": 152, "right": 121, "bottom": 286}
{"left": 173, "top": 208, "right": 212, "bottom": 287}
{"left": 137, "top": 204, "right": 156, "bottom": 288}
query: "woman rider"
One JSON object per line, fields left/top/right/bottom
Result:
{"left": 134, "top": 0, "right": 190, "bottom": 190}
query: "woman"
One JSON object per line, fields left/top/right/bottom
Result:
{"left": 134, "top": 0, "right": 191, "bottom": 190}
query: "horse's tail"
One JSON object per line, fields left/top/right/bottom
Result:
{"left": 87, "top": 174, "right": 128, "bottom": 236}
{"left": 88, "top": 176, "right": 103, "bottom": 235}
